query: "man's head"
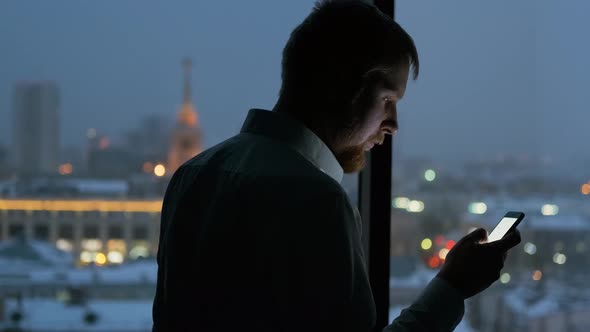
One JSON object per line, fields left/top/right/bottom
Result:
{"left": 274, "top": 0, "right": 419, "bottom": 173}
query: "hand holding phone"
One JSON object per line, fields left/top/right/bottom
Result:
{"left": 437, "top": 213, "right": 523, "bottom": 299}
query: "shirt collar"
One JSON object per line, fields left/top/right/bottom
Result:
{"left": 240, "top": 109, "right": 344, "bottom": 183}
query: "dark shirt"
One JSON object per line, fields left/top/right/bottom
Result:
{"left": 153, "top": 109, "right": 464, "bottom": 332}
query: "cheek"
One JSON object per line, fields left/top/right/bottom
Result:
{"left": 358, "top": 117, "right": 383, "bottom": 141}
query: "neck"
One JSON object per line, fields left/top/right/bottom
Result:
{"left": 272, "top": 98, "right": 348, "bottom": 156}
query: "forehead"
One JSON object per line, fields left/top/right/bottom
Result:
{"left": 382, "top": 61, "right": 410, "bottom": 93}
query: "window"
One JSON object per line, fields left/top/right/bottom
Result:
{"left": 391, "top": 1, "right": 590, "bottom": 331}
{"left": 132, "top": 225, "right": 149, "bottom": 241}
{"left": 33, "top": 224, "right": 49, "bottom": 241}
{"left": 8, "top": 224, "right": 25, "bottom": 238}
{"left": 82, "top": 224, "right": 99, "bottom": 239}
{"left": 1, "top": 1, "right": 337, "bottom": 330}
{"left": 58, "top": 224, "right": 74, "bottom": 240}
{"left": 108, "top": 225, "right": 124, "bottom": 239}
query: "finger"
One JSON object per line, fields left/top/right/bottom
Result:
{"left": 459, "top": 228, "right": 488, "bottom": 245}
{"left": 483, "top": 229, "right": 521, "bottom": 252}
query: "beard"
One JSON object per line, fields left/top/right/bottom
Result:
{"left": 335, "top": 143, "right": 367, "bottom": 173}
{"left": 334, "top": 131, "right": 384, "bottom": 173}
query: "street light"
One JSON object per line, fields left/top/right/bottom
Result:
{"left": 154, "top": 164, "right": 166, "bottom": 177}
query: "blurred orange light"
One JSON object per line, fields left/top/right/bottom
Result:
{"left": 143, "top": 162, "right": 154, "bottom": 173}
{"left": 428, "top": 256, "right": 441, "bottom": 269}
{"left": 0, "top": 199, "right": 162, "bottom": 213}
{"left": 532, "top": 270, "right": 543, "bottom": 281}
{"left": 438, "top": 248, "right": 449, "bottom": 260}
{"left": 58, "top": 163, "right": 73, "bottom": 175}
{"left": 445, "top": 240, "right": 456, "bottom": 250}
{"left": 582, "top": 183, "right": 590, "bottom": 195}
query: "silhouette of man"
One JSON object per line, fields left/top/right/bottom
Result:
{"left": 152, "top": 1, "right": 521, "bottom": 331}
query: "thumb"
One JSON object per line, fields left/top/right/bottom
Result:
{"left": 483, "top": 229, "right": 522, "bottom": 252}
{"left": 458, "top": 228, "right": 488, "bottom": 245}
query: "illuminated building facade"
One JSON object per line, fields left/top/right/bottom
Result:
{"left": 167, "top": 58, "right": 203, "bottom": 174}
{"left": 0, "top": 199, "right": 161, "bottom": 265}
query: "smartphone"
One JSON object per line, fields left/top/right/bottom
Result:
{"left": 487, "top": 211, "right": 525, "bottom": 242}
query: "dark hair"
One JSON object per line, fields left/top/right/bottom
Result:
{"left": 278, "top": 0, "right": 419, "bottom": 138}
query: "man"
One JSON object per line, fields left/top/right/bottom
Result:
{"left": 152, "top": 1, "right": 521, "bottom": 331}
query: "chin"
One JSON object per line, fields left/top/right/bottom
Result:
{"left": 337, "top": 146, "right": 367, "bottom": 173}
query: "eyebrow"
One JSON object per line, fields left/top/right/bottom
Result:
{"left": 382, "top": 88, "right": 401, "bottom": 101}
{"left": 381, "top": 76, "right": 398, "bottom": 91}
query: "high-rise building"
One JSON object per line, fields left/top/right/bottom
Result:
{"left": 167, "top": 58, "right": 203, "bottom": 175}
{"left": 13, "top": 81, "right": 60, "bottom": 176}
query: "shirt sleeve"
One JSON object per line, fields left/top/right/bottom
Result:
{"left": 383, "top": 277, "right": 465, "bottom": 332}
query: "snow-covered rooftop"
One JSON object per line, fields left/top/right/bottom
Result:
{"left": 29, "top": 261, "right": 157, "bottom": 285}
{"left": 0, "top": 239, "right": 72, "bottom": 268}
{"left": 390, "top": 267, "right": 437, "bottom": 289}
{"left": 1, "top": 298, "right": 152, "bottom": 331}
{"left": 503, "top": 284, "right": 590, "bottom": 318}
{"left": 62, "top": 178, "right": 129, "bottom": 195}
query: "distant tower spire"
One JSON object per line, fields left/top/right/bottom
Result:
{"left": 168, "top": 57, "right": 203, "bottom": 174}
{"left": 182, "top": 58, "right": 192, "bottom": 104}
{"left": 176, "top": 57, "right": 198, "bottom": 128}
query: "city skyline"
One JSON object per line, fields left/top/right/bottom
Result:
{"left": 0, "top": 2, "right": 588, "bottom": 331}
{"left": 0, "top": 1, "right": 588, "bottom": 166}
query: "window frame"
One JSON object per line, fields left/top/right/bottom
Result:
{"left": 358, "top": 1, "right": 396, "bottom": 330}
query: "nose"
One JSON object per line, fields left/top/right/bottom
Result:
{"left": 383, "top": 106, "right": 398, "bottom": 135}
{"left": 382, "top": 123, "right": 398, "bottom": 135}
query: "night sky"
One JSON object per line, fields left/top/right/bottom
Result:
{"left": 0, "top": 0, "right": 588, "bottom": 165}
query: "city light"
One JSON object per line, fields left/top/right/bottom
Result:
{"left": 500, "top": 273, "right": 511, "bottom": 284}
{"left": 95, "top": 253, "right": 107, "bottom": 265}
{"left": 553, "top": 253, "right": 567, "bottom": 265}
{"left": 445, "top": 240, "right": 456, "bottom": 250}
{"left": 56, "top": 239, "right": 73, "bottom": 252}
{"left": 532, "top": 270, "right": 543, "bottom": 281}
{"left": 87, "top": 128, "right": 97, "bottom": 139}
{"left": 435, "top": 235, "right": 445, "bottom": 246}
{"left": 407, "top": 200, "right": 425, "bottom": 213}
{"left": 0, "top": 199, "right": 162, "bottom": 213}
{"left": 154, "top": 164, "right": 166, "bottom": 177}
{"left": 98, "top": 137, "right": 110, "bottom": 150}
{"left": 468, "top": 202, "right": 487, "bottom": 214}
{"left": 81, "top": 239, "right": 102, "bottom": 252}
{"left": 56, "top": 290, "right": 71, "bottom": 303}
{"left": 143, "top": 162, "right": 154, "bottom": 174}
{"left": 392, "top": 197, "right": 410, "bottom": 209}
{"left": 524, "top": 242, "right": 537, "bottom": 255}
{"left": 129, "top": 245, "right": 150, "bottom": 260}
{"left": 80, "top": 251, "right": 93, "bottom": 264}
{"left": 541, "top": 204, "right": 559, "bottom": 216}
{"left": 424, "top": 169, "right": 436, "bottom": 182}
{"left": 438, "top": 248, "right": 449, "bottom": 260}
{"left": 107, "top": 239, "right": 127, "bottom": 253}
{"left": 582, "top": 183, "right": 590, "bottom": 195}
{"left": 421, "top": 238, "right": 433, "bottom": 250}
{"left": 428, "top": 256, "right": 441, "bottom": 269}
{"left": 107, "top": 251, "right": 124, "bottom": 264}
{"left": 58, "top": 163, "right": 73, "bottom": 175}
